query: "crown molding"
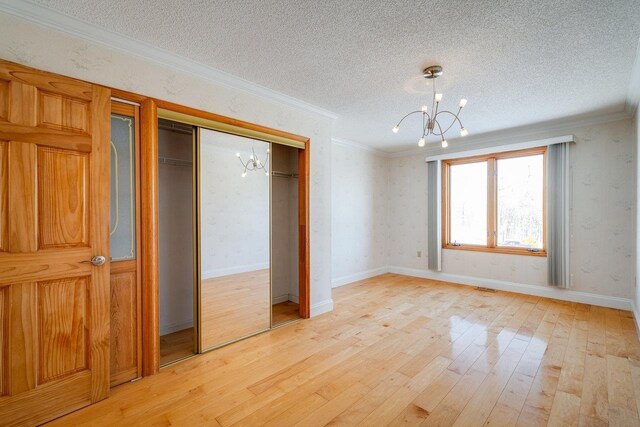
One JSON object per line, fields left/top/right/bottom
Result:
{"left": 0, "top": 0, "right": 339, "bottom": 120}
{"left": 331, "top": 137, "right": 391, "bottom": 157}
{"left": 626, "top": 36, "right": 640, "bottom": 116}
{"left": 388, "top": 109, "right": 633, "bottom": 158}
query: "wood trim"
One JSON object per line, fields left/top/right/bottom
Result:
{"left": 487, "top": 158, "right": 496, "bottom": 247}
{"left": 140, "top": 98, "right": 159, "bottom": 376}
{"left": 441, "top": 146, "right": 547, "bottom": 257}
{"left": 443, "top": 244, "right": 547, "bottom": 257}
{"left": 109, "top": 100, "right": 142, "bottom": 386}
{"left": 155, "top": 99, "right": 309, "bottom": 144}
{"left": 298, "top": 146, "right": 310, "bottom": 319}
{"left": 111, "top": 88, "right": 146, "bottom": 104}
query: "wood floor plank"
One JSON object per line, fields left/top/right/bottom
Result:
{"left": 43, "top": 273, "right": 640, "bottom": 427}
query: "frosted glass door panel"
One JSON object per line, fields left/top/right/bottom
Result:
{"left": 110, "top": 113, "right": 136, "bottom": 261}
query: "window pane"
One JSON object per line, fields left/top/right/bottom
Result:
{"left": 450, "top": 161, "right": 487, "bottom": 245}
{"left": 497, "top": 154, "right": 544, "bottom": 249}
{"left": 110, "top": 113, "right": 136, "bottom": 261}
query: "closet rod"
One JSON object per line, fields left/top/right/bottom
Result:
{"left": 159, "top": 157, "right": 192, "bottom": 167}
{"left": 271, "top": 171, "right": 299, "bottom": 178}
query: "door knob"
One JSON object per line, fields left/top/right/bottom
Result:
{"left": 81, "top": 255, "right": 107, "bottom": 266}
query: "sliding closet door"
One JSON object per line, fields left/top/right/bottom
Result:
{"left": 198, "top": 129, "right": 271, "bottom": 351}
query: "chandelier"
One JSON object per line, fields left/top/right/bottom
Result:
{"left": 236, "top": 145, "right": 270, "bottom": 177}
{"left": 392, "top": 65, "right": 468, "bottom": 148}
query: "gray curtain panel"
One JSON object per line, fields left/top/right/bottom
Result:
{"left": 547, "top": 143, "right": 571, "bottom": 288}
{"left": 427, "top": 160, "right": 441, "bottom": 271}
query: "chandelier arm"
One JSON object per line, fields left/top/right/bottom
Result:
{"left": 432, "top": 110, "right": 464, "bottom": 135}
{"left": 395, "top": 110, "right": 423, "bottom": 127}
{"left": 435, "top": 120, "right": 446, "bottom": 141}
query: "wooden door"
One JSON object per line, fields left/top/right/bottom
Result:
{"left": 109, "top": 101, "right": 142, "bottom": 386}
{"left": 0, "top": 60, "right": 111, "bottom": 425}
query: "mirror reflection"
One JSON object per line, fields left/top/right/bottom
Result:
{"left": 199, "top": 129, "right": 271, "bottom": 350}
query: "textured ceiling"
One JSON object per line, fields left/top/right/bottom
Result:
{"left": 31, "top": 0, "right": 640, "bottom": 151}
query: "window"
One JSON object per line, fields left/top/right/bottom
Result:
{"left": 442, "top": 147, "right": 546, "bottom": 256}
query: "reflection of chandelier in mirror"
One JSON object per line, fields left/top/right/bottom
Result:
{"left": 392, "top": 65, "right": 468, "bottom": 148}
{"left": 236, "top": 146, "right": 270, "bottom": 177}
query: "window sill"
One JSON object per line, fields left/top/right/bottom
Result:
{"left": 443, "top": 244, "right": 547, "bottom": 257}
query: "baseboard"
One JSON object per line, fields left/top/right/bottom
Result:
{"left": 202, "top": 262, "right": 269, "bottom": 280}
{"left": 387, "top": 266, "right": 634, "bottom": 311}
{"left": 288, "top": 293, "right": 299, "bottom": 304}
{"left": 633, "top": 302, "right": 640, "bottom": 338}
{"left": 332, "top": 267, "right": 389, "bottom": 288}
{"left": 160, "top": 319, "right": 194, "bottom": 336}
{"left": 310, "top": 299, "right": 334, "bottom": 317}
{"left": 272, "top": 293, "right": 299, "bottom": 304}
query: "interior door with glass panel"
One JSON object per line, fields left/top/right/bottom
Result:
{"left": 198, "top": 128, "right": 271, "bottom": 351}
{"left": 0, "top": 60, "right": 111, "bottom": 425}
{"left": 109, "top": 102, "right": 142, "bottom": 385}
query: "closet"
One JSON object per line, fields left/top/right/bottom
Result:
{"left": 154, "top": 108, "right": 307, "bottom": 357}
{"left": 271, "top": 144, "right": 301, "bottom": 326}
{"left": 158, "top": 119, "right": 196, "bottom": 365}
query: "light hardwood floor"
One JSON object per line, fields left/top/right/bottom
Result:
{"left": 49, "top": 273, "right": 640, "bottom": 426}
{"left": 273, "top": 301, "right": 301, "bottom": 326}
{"left": 160, "top": 328, "right": 195, "bottom": 365}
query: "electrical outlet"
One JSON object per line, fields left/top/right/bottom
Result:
{"left": 417, "top": 251, "right": 422, "bottom": 258}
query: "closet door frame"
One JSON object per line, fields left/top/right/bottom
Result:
{"left": 140, "top": 99, "right": 311, "bottom": 372}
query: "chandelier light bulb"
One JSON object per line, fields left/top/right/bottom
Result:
{"left": 435, "top": 93, "right": 443, "bottom": 102}
{"left": 265, "top": 171, "right": 269, "bottom": 176}
{"left": 418, "top": 137, "right": 426, "bottom": 147}
{"left": 256, "top": 159, "right": 261, "bottom": 165}
{"left": 441, "top": 140, "right": 448, "bottom": 148}
{"left": 249, "top": 154, "right": 254, "bottom": 160}
{"left": 392, "top": 125, "right": 400, "bottom": 133}
{"left": 459, "top": 98, "right": 467, "bottom": 108}
{"left": 421, "top": 105, "right": 428, "bottom": 112}
{"left": 235, "top": 152, "right": 240, "bottom": 157}
{"left": 460, "top": 127, "right": 468, "bottom": 137}
{"left": 241, "top": 172, "right": 247, "bottom": 178}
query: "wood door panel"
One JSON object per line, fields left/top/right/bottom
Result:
{"left": 110, "top": 270, "right": 138, "bottom": 386}
{"left": 0, "top": 286, "right": 7, "bottom": 396}
{"left": 0, "top": 80, "right": 7, "bottom": 122}
{"left": 38, "top": 277, "right": 88, "bottom": 384}
{"left": 38, "top": 92, "right": 90, "bottom": 134}
{"left": 10, "top": 282, "right": 37, "bottom": 395}
{"left": 0, "top": 141, "right": 7, "bottom": 253}
{"left": 8, "top": 140, "right": 37, "bottom": 253}
{"left": 0, "top": 59, "right": 110, "bottom": 424}
{"left": 0, "top": 121, "right": 92, "bottom": 152}
{"left": 8, "top": 82, "right": 36, "bottom": 127}
{"left": 38, "top": 147, "right": 89, "bottom": 249}
{"left": 0, "top": 62, "right": 92, "bottom": 101}
{"left": 0, "top": 248, "right": 92, "bottom": 286}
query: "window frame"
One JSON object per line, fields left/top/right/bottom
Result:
{"left": 441, "top": 146, "right": 547, "bottom": 257}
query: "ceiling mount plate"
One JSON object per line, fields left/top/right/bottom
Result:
{"left": 423, "top": 65, "right": 443, "bottom": 79}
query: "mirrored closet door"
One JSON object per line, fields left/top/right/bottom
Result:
{"left": 198, "top": 129, "right": 271, "bottom": 351}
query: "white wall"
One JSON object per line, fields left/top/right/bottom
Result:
{"left": 387, "top": 118, "right": 636, "bottom": 301}
{"left": 635, "top": 110, "right": 640, "bottom": 314}
{"left": 331, "top": 141, "right": 389, "bottom": 286}
{"left": 200, "top": 130, "right": 270, "bottom": 278}
{"left": 158, "top": 128, "right": 194, "bottom": 335}
{"left": 0, "top": 13, "right": 335, "bottom": 316}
